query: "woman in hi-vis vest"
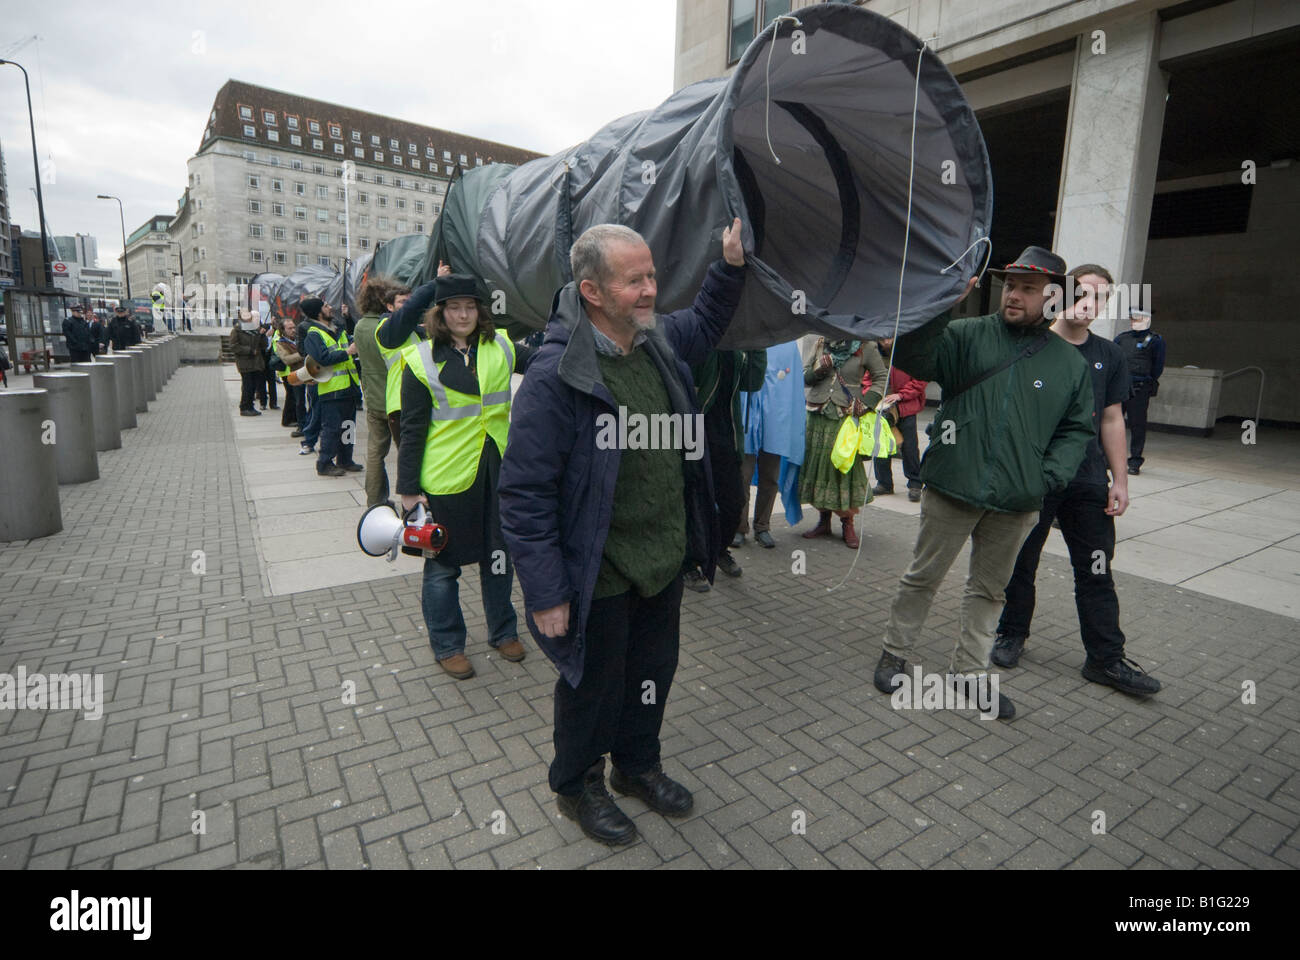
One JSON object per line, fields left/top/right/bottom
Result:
{"left": 396, "top": 275, "right": 537, "bottom": 680}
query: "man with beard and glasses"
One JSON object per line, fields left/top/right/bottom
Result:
{"left": 499, "top": 220, "right": 747, "bottom": 846}
{"left": 872, "top": 246, "right": 1096, "bottom": 721}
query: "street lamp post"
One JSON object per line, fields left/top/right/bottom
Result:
{"left": 170, "top": 240, "right": 186, "bottom": 332}
{"left": 0, "top": 57, "right": 53, "bottom": 288}
{"left": 96, "top": 194, "right": 131, "bottom": 301}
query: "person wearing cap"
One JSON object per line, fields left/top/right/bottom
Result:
{"left": 63, "top": 304, "right": 95, "bottom": 363}
{"left": 1114, "top": 307, "right": 1165, "bottom": 475}
{"left": 994, "top": 264, "right": 1160, "bottom": 697}
{"left": 396, "top": 273, "right": 534, "bottom": 681}
{"left": 230, "top": 308, "right": 267, "bottom": 417}
{"left": 108, "top": 305, "right": 135, "bottom": 352}
{"left": 89, "top": 311, "right": 108, "bottom": 356}
{"left": 299, "top": 297, "right": 363, "bottom": 477}
{"left": 872, "top": 246, "right": 1096, "bottom": 720}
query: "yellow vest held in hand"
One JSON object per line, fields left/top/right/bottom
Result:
{"left": 405, "top": 334, "right": 514, "bottom": 496}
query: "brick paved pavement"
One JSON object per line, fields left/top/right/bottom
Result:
{"left": 1, "top": 364, "right": 1297, "bottom": 869}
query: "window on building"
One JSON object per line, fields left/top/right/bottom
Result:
{"left": 316, "top": 185, "right": 328, "bottom": 199}
{"left": 378, "top": 216, "right": 389, "bottom": 230}
{"left": 274, "top": 251, "right": 287, "bottom": 265}
{"left": 337, "top": 211, "right": 346, "bottom": 224}
{"left": 337, "top": 188, "right": 346, "bottom": 201}
{"left": 272, "top": 202, "right": 285, "bottom": 216}
{"left": 378, "top": 195, "right": 388, "bottom": 208}
{"left": 287, "top": 116, "right": 299, "bottom": 130}
{"left": 267, "top": 130, "right": 280, "bottom": 142}
{"left": 294, "top": 206, "right": 306, "bottom": 220}
{"left": 295, "top": 229, "right": 308, "bottom": 243}
{"left": 243, "top": 124, "right": 256, "bottom": 138}
{"left": 352, "top": 130, "right": 361, "bottom": 142}
{"left": 263, "top": 110, "right": 276, "bottom": 124}
{"left": 309, "top": 120, "right": 321, "bottom": 135}
{"left": 386, "top": 138, "right": 396, "bottom": 150}
{"left": 239, "top": 105, "right": 253, "bottom": 120}
{"left": 273, "top": 226, "right": 286, "bottom": 240}
{"left": 354, "top": 146, "right": 364, "bottom": 158}
{"left": 248, "top": 174, "right": 260, "bottom": 188}
{"left": 250, "top": 249, "right": 264, "bottom": 263}
{"left": 334, "top": 143, "right": 344, "bottom": 154}
{"left": 318, "top": 232, "right": 330, "bottom": 245}
{"left": 371, "top": 135, "right": 380, "bottom": 146}
{"left": 358, "top": 192, "right": 369, "bottom": 205}
{"left": 358, "top": 214, "right": 370, "bottom": 227}
{"left": 318, "top": 256, "right": 331, "bottom": 267}
{"left": 312, "top": 139, "right": 323, "bottom": 150}
{"left": 375, "top": 174, "right": 385, "bottom": 186}
{"left": 394, "top": 155, "right": 403, "bottom": 166}
{"left": 248, "top": 200, "right": 262, "bottom": 213}
{"left": 199, "top": 247, "right": 207, "bottom": 260}
{"left": 249, "top": 224, "right": 264, "bottom": 238}
{"left": 396, "top": 220, "right": 407, "bottom": 233}
{"left": 433, "top": 203, "right": 442, "bottom": 216}
{"left": 476, "top": 157, "right": 483, "bottom": 166}
{"left": 288, "top": 134, "right": 301, "bottom": 146}
{"left": 446, "top": 165, "right": 454, "bottom": 175}
{"left": 459, "top": 154, "right": 467, "bottom": 165}
{"left": 315, "top": 209, "right": 326, "bottom": 223}
{"left": 243, "top": 149, "right": 256, "bottom": 161}
{"left": 329, "top": 124, "right": 341, "bottom": 138}
{"left": 415, "top": 200, "right": 425, "bottom": 214}
{"left": 443, "top": 150, "right": 451, "bottom": 160}
{"left": 396, "top": 197, "right": 406, "bottom": 210}
{"left": 374, "top": 151, "right": 384, "bottom": 162}
{"left": 426, "top": 146, "right": 436, "bottom": 158}
{"left": 412, "top": 159, "right": 421, "bottom": 170}
{"left": 272, "top": 178, "right": 283, "bottom": 192}
{"left": 295, "top": 182, "right": 306, "bottom": 196}
{"left": 296, "top": 253, "right": 308, "bottom": 267}
{"left": 359, "top": 238, "right": 370, "bottom": 249}
{"left": 415, "top": 222, "right": 425, "bottom": 234}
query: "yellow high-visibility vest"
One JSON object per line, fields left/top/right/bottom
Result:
{"left": 375, "top": 316, "right": 421, "bottom": 415}
{"left": 307, "top": 323, "right": 359, "bottom": 397}
{"left": 271, "top": 331, "right": 292, "bottom": 381}
{"left": 405, "top": 334, "right": 514, "bottom": 496}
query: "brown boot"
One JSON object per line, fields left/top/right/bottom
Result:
{"left": 841, "top": 514, "right": 860, "bottom": 549}
{"left": 496, "top": 638, "right": 526, "bottom": 662}
{"left": 802, "top": 510, "right": 833, "bottom": 539}
{"left": 438, "top": 653, "right": 475, "bottom": 679}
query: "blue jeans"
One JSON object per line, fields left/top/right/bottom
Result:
{"left": 317, "top": 397, "right": 357, "bottom": 470}
{"left": 420, "top": 555, "right": 519, "bottom": 660}
{"left": 301, "top": 385, "right": 321, "bottom": 447}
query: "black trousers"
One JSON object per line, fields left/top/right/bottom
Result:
{"left": 1123, "top": 381, "right": 1152, "bottom": 468}
{"left": 874, "top": 412, "right": 922, "bottom": 491}
{"left": 551, "top": 576, "right": 683, "bottom": 795}
{"left": 280, "top": 381, "right": 298, "bottom": 426}
{"left": 263, "top": 366, "right": 278, "bottom": 407}
{"left": 705, "top": 404, "right": 744, "bottom": 554}
{"left": 998, "top": 481, "right": 1125, "bottom": 666}
{"left": 239, "top": 370, "right": 262, "bottom": 410}
{"left": 69, "top": 349, "right": 93, "bottom": 363}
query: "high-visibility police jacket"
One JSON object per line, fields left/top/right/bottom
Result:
{"left": 307, "top": 323, "right": 360, "bottom": 397}
{"left": 405, "top": 333, "right": 514, "bottom": 496}
{"left": 375, "top": 315, "right": 422, "bottom": 415}
{"left": 270, "top": 331, "right": 291, "bottom": 380}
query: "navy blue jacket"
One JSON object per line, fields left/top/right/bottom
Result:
{"left": 498, "top": 259, "right": 745, "bottom": 687}
{"left": 302, "top": 319, "right": 359, "bottom": 403}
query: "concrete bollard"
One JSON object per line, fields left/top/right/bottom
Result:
{"left": 98, "top": 356, "right": 138, "bottom": 429}
{"left": 33, "top": 372, "right": 99, "bottom": 484}
{"left": 70, "top": 361, "right": 123, "bottom": 449}
{"left": 145, "top": 344, "right": 163, "bottom": 397}
{"left": 133, "top": 346, "right": 159, "bottom": 402}
{"left": 0, "top": 390, "right": 63, "bottom": 541}
{"left": 119, "top": 349, "right": 149, "bottom": 413}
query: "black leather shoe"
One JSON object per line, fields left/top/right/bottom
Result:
{"left": 872, "top": 483, "right": 894, "bottom": 496}
{"left": 991, "top": 634, "right": 1026, "bottom": 669}
{"left": 683, "top": 569, "right": 710, "bottom": 593}
{"left": 317, "top": 465, "right": 346, "bottom": 477}
{"left": 1082, "top": 657, "right": 1161, "bottom": 697}
{"left": 290, "top": 429, "right": 304, "bottom": 437}
{"left": 339, "top": 462, "right": 364, "bottom": 473}
{"left": 951, "top": 675, "right": 1015, "bottom": 720}
{"left": 874, "top": 650, "right": 908, "bottom": 695}
{"left": 239, "top": 409, "right": 257, "bottom": 417}
{"left": 557, "top": 763, "right": 638, "bottom": 845}
{"left": 610, "top": 763, "right": 693, "bottom": 817}
{"left": 907, "top": 488, "right": 922, "bottom": 502}
{"left": 717, "top": 550, "right": 742, "bottom": 578}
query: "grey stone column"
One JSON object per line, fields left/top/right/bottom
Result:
{"left": 70, "top": 361, "right": 123, "bottom": 449}
{"left": 0, "top": 390, "right": 63, "bottom": 541}
{"left": 33, "top": 372, "right": 99, "bottom": 484}
{"left": 119, "top": 349, "right": 150, "bottom": 413}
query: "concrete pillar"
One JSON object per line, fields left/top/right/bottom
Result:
{"left": 119, "top": 349, "right": 149, "bottom": 413}
{"left": 70, "top": 361, "right": 122, "bottom": 449}
{"left": 0, "top": 390, "right": 63, "bottom": 541}
{"left": 145, "top": 344, "right": 163, "bottom": 395}
{"left": 33, "top": 372, "right": 99, "bottom": 484}
{"left": 1053, "top": 12, "right": 1167, "bottom": 339}
{"left": 97, "top": 356, "right": 138, "bottom": 430}
{"left": 133, "top": 346, "right": 159, "bottom": 402}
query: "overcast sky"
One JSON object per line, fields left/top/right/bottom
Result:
{"left": 1, "top": 0, "right": 678, "bottom": 267}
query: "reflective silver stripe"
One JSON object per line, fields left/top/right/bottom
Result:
{"left": 414, "top": 340, "right": 483, "bottom": 421}
{"left": 481, "top": 333, "right": 514, "bottom": 406}
{"left": 482, "top": 390, "right": 511, "bottom": 405}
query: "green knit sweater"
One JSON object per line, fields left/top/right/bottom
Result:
{"left": 594, "top": 346, "right": 686, "bottom": 600}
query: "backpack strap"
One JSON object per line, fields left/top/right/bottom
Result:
{"left": 945, "top": 329, "right": 1052, "bottom": 403}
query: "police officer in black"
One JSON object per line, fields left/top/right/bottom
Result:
{"left": 1114, "top": 307, "right": 1165, "bottom": 475}
{"left": 62, "top": 304, "right": 95, "bottom": 363}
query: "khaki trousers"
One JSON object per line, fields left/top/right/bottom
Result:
{"left": 884, "top": 488, "right": 1038, "bottom": 674}
{"left": 364, "top": 407, "right": 393, "bottom": 507}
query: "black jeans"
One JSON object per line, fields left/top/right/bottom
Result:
{"left": 239, "top": 370, "right": 262, "bottom": 410}
{"left": 1123, "top": 381, "right": 1152, "bottom": 468}
{"left": 263, "top": 366, "right": 278, "bottom": 407}
{"left": 874, "top": 412, "right": 922, "bottom": 492}
{"left": 998, "top": 481, "right": 1125, "bottom": 665}
{"left": 551, "top": 576, "right": 683, "bottom": 795}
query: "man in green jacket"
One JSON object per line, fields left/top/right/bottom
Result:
{"left": 873, "top": 246, "right": 1095, "bottom": 720}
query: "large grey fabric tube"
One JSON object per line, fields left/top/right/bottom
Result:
{"left": 0, "top": 390, "right": 63, "bottom": 541}
{"left": 70, "top": 361, "right": 122, "bottom": 449}
{"left": 33, "top": 372, "right": 99, "bottom": 484}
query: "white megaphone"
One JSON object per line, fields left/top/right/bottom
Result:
{"left": 357, "top": 503, "right": 405, "bottom": 561}
{"left": 287, "top": 355, "right": 329, "bottom": 386}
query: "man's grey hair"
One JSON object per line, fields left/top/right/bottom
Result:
{"left": 570, "top": 224, "right": 647, "bottom": 289}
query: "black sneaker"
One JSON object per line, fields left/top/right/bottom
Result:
{"left": 951, "top": 674, "right": 1016, "bottom": 720}
{"left": 683, "top": 569, "right": 710, "bottom": 593}
{"left": 907, "top": 488, "right": 921, "bottom": 502}
{"left": 1082, "top": 657, "right": 1161, "bottom": 697}
{"left": 1127, "top": 464, "right": 1141, "bottom": 476}
{"left": 339, "top": 462, "right": 364, "bottom": 473}
{"left": 991, "top": 634, "right": 1026, "bottom": 669}
{"left": 731, "top": 532, "right": 745, "bottom": 548}
{"left": 872, "top": 483, "right": 894, "bottom": 496}
{"left": 874, "top": 650, "right": 907, "bottom": 695}
{"left": 717, "top": 551, "right": 742, "bottom": 578}
{"left": 317, "top": 465, "right": 346, "bottom": 477}
{"left": 239, "top": 409, "right": 257, "bottom": 417}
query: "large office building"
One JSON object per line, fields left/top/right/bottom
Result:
{"left": 122, "top": 214, "right": 174, "bottom": 302}
{"left": 173, "top": 79, "right": 544, "bottom": 317}
{"left": 676, "top": 0, "right": 1300, "bottom": 424}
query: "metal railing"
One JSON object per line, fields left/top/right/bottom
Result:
{"left": 1221, "top": 366, "right": 1265, "bottom": 428}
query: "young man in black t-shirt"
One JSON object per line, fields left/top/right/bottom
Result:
{"left": 993, "top": 264, "right": 1160, "bottom": 697}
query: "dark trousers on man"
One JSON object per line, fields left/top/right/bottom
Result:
{"left": 738, "top": 450, "right": 780, "bottom": 534}
{"left": 302, "top": 385, "right": 321, "bottom": 447}
{"left": 317, "top": 397, "right": 357, "bottom": 469}
{"left": 874, "top": 413, "right": 922, "bottom": 492}
{"left": 705, "top": 404, "right": 744, "bottom": 551}
{"left": 280, "top": 381, "right": 300, "bottom": 426}
{"left": 239, "top": 370, "right": 262, "bottom": 411}
{"left": 997, "top": 481, "right": 1125, "bottom": 666}
{"left": 263, "top": 366, "right": 278, "bottom": 408}
{"left": 1123, "top": 381, "right": 1152, "bottom": 470}
{"left": 550, "top": 577, "right": 684, "bottom": 796}
{"left": 70, "top": 349, "right": 94, "bottom": 363}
